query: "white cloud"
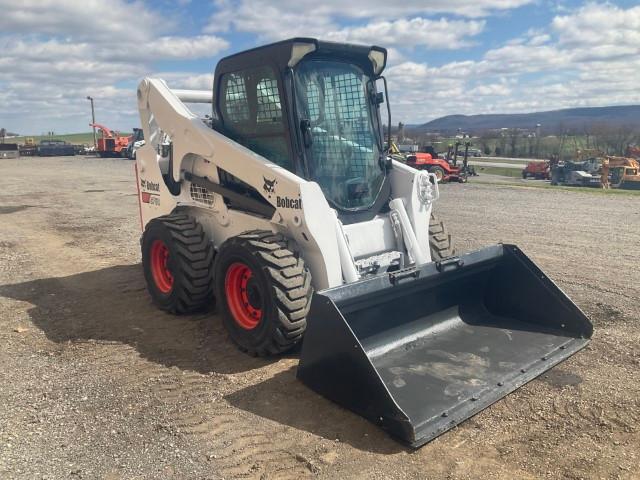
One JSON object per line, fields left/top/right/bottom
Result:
{"left": 2, "top": 0, "right": 639, "bottom": 134}
{"left": 206, "top": 0, "right": 522, "bottom": 41}
{"left": 206, "top": 1, "right": 334, "bottom": 40}
{"left": 481, "top": 44, "right": 570, "bottom": 73}
{"left": 150, "top": 72, "right": 215, "bottom": 92}
{"left": 145, "top": 36, "right": 229, "bottom": 60}
{"left": 0, "top": 1, "right": 228, "bottom": 134}
{"left": 0, "top": 0, "right": 161, "bottom": 43}
{"left": 468, "top": 83, "right": 511, "bottom": 96}
{"left": 325, "top": 18, "right": 485, "bottom": 49}
{"left": 208, "top": 0, "right": 532, "bottom": 32}
{"left": 207, "top": 13, "right": 485, "bottom": 50}
{"left": 553, "top": 3, "right": 640, "bottom": 47}
{"left": 528, "top": 33, "right": 550, "bottom": 46}
{"left": 381, "top": 3, "right": 640, "bottom": 123}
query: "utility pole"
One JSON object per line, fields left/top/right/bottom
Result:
{"left": 535, "top": 123, "right": 541, "bottom": 158}
{"left": 87, "top": 96, "right": 97, "bottom": 149}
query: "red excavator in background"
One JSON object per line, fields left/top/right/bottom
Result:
{"left": 90, "top": 123, "right": 130, "bottom": 158}
{"left": 405, "top": 152, "right": 467, "bottom": 182}
{"left": 390, "top": 142, "right": 467, "bottom": 182}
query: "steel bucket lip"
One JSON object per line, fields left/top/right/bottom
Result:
{"left": 407, "top": 336, "right": 590, "bottom": 447}
{"left": 298, "top": 243, "right": 594, "bottom": 447}
{"left": 305, "top": 295, "right": 592, "bottom": 447}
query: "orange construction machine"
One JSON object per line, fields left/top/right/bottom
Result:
{"left": 607, "top": 156, "right": 640, "bottom": 190}
{"left": 90, "top": 123, "right": 130, "bottom": 158}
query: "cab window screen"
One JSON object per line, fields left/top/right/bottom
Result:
{"left": 219, "top": 67, "right": 292, "bottom": 171}
{"left": 256, "top": 77, "right": 282, "bottom": 124}
{"left": 222, "top": 73, "right": 250, "bottom": 124}
{"left": 294, "top": 60, "right": 383, "bottom": 209}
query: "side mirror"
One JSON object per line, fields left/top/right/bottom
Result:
{"left": 371, "top": 91, "right": 384, "bottom": 105}
{"left": 379, "top": 155, "right": 393, "bottom": 171}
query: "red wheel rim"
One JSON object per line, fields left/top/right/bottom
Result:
{"left": 225, "top": 262, "right": 263, "bottom": 330}
{"left": 150, "top": 240, "right": 173, "bottom": 294}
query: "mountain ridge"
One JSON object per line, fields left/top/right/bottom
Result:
{"left": 409, "top": 105, "right": 640, "bottom": 134}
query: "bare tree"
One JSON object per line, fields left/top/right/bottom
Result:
{"left": 507, "top": 128, "right": 519, "bottom": 157}
{"left": 525, "top": 135, "right": 534, "bottom": 157}
{"left": 497, "top": 130, "right": 507, "bottom": 156}
{"left": 591, "top": 123, "right": 640, "bottom": 155}
{"left": 0, "top": 128, "right": 5, "bottom": 144}
{"left": 476, "top": 130, "right": 493, "bottom": 155}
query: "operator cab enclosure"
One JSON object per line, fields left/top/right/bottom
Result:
{"left": 211, "top": 38, "right": 390, "bottom": 223}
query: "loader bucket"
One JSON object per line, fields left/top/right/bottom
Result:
{"left": 297, "top": 244, "right": 592, "bottom": 447}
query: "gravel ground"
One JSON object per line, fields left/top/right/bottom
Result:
{"left": 0, "top": 156, "right": 638, "bottom": 479}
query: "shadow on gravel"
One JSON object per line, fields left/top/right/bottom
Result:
{"left": 0, "top": 205, "right": 35, "bottom": 214}
{"left": 226, "top": 367, "right": 406, "bottom": 454}
{"left": 0, "top": 264, "right": 274, "bottom": 375}
{"left": 1, "top": 264, "right": 407, "bottom": 453}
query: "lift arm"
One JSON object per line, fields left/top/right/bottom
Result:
{"left": 136, "top": 78, "right": 343, "bottom": 289}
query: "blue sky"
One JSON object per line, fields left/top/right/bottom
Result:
{"left": 1, "top": 0, "right": 639, "bottom": 135}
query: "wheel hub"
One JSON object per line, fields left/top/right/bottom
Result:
{"left": 225, "top": 262, "right": 263, "bottom": 330}
{"left": 245, "top": 279, "right": 262, "bottom": 309}
{"left": 150, "top": 239, "right": 173, "bottom": 294}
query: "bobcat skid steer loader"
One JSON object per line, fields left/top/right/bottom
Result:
{"left": 135, "top": 38, "right": 592, "bottom": 447}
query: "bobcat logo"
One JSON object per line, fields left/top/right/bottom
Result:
{"left": 263, "top": 177, "right": 277, "bottom": 197}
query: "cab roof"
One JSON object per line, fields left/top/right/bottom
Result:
{"left": 214, "top": 37, "right": 387, "bottom": 79}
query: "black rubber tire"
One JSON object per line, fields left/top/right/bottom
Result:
{"left": 430, "top": 166, "right": 445, "bottom": 181}
{"left": 522, "top": 171, "right": 527, "bottom": 179}
{"left": 429, "top": 213, "right": 455, "bottom": 261}
{"left": 214, "top": 230, "right": 312, "bottom": 357}
{"left": 142, "top": 213, "right": 214, "bottom": 314}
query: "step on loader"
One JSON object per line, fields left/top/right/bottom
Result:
{"left": 134, "top": 38, "right": 592, "bottom": 447}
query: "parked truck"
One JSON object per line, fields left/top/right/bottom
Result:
{"left": 37, "top": 139, "right": 75, "bottom": 156}
{"left": 522, "top": 160, "right": 550, "bottom": 179}
{"left": 0, "top": 143, "right": 20, "bottom": 159}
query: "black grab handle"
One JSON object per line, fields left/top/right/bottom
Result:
{"left": 436, "top": 257, "right": 464, "bottom": 273}
{"left": 389, "top": 267, "right": 420, "bottom": 285}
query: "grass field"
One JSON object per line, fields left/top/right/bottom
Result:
{"left": 430, "top": 134, "right": 612, "bottom": 160}
{"left": 472, "top": 177, "right": 640, "bottom": 196}
{"left": 471, "top": 157, "right": 531, "bottom": 165}
{"left": 474, "top": 165, "right": 523, "bottom": 177}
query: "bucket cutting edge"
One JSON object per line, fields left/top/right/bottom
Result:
{"left": 297, "top": 244, "right": 593, "bottom": 446}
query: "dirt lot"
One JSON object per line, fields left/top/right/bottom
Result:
{"left": 0, "top": 156, "right": 638, "bottom": 479}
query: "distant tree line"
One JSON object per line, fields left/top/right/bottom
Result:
{"left": 409, "top": 124, "right": 640, "bottom": 160}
